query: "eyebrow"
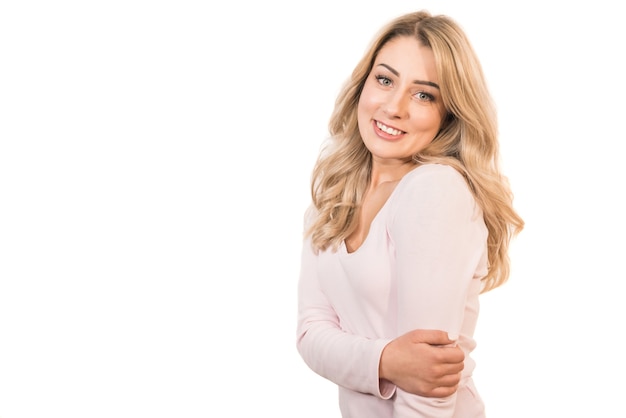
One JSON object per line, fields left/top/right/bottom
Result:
{"left": 378, "top": 63, "right": 440, "bottom": 90}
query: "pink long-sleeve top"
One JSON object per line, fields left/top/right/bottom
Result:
{"left": 296, "top": 164, "right": 489, "bottom": 418}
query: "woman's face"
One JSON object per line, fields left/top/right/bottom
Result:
{"left": 357, "top": 36, "right": 446, "bottom": 165}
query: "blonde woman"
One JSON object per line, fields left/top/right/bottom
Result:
{"left": 296, "top": 10, "right": 524, "bottom": 418}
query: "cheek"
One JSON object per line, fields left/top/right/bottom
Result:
{"left": 356, "top": 97, "right": 369, "bottom": 126}
{"left": 413, "top": 108, "right": 444, "bottom": 131}
{"left": 357, "top": 85, "right": 378, "bottom": 119}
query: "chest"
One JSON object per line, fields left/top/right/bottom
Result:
{"left": 317, "top": 212, "right": 397, "bottom": 321}
{"left": 345, "top": 181, "right": 399, "bottom": 253}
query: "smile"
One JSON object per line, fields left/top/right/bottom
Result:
{"left": 375, "top": 121, "right": 405, "bottom": 136}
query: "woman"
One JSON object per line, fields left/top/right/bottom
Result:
{"left": 296, "top": 10, "right": 524, "bottom": 418}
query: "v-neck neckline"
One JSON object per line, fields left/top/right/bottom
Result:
{"left": 341, "top": 167, "right": 417, "bottom": 255}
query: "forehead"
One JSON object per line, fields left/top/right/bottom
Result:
{"left": 374, "top": 36, "right": 439, "bottom": 82}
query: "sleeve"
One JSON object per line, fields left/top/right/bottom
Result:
{"left": 296, "top": 224, "right": 395, "bottom": 399}
{"left": 389, "top": 166, "right": 487, "bottom": 417}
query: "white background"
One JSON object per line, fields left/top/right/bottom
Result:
{"left": 1, "top": 0, "right": 625, "bottom": 417}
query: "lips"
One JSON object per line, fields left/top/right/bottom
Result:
{"left": 374, "top": 120, "right": 406, "bottom": 139}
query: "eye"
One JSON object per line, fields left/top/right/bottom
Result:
{"left": 375, "top": 75, "right": 392, "bottom": 87}
{"left": 414, "top": 91, "right": 435, "bottom": 102}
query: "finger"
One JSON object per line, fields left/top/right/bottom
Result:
{"left": 429, "top": 384, "right": 459, "bottom": 398}
{"left": 432, "top": 364, "right": 463, "bottom": 382}
{"left": 433, "top": 372, "right": 462, "bottom": 388}
{"left": 409, "top": 329, "right": 454, "bottom": 345}
{"left": 432, "top": 346, "right": 465, "bottom": 365}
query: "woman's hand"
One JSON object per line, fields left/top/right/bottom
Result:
{"left": 379, "top": 329, "right": 464, "bottom": 398}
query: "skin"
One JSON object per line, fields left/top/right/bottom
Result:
{"left": 357, "top": 36, "right": 446, "bottom": 185}
{"left": 380, "top": 329, "right": 464, "bottom": 397}
{"left": 347, "top": 36, "right": 446, "bottom": 251}
{"left": 351, "top": 36, "right": 464, "bottom": 397}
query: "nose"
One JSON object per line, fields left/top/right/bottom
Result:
{"left": 383, "top": 90, "right": 409, "bottom": 119}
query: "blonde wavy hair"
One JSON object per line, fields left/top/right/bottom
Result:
{"left": 306, "top": 10, "right": 524, "bottom": 293}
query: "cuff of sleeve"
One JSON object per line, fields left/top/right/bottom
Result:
{"left": 374, "top": 338, "right": 396, "bottom": 399}
{"left": 379, "top": 379, "right": 396, "bottom": 400}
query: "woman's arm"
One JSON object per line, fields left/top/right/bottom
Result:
{"left": 379, "top": 328, "right": 464, "bottom": 397}
{"left": 389, "top": 165, "right": 488, "bottom": 416}
{"left": 296, "top": 236, "right": 392, "bottom": 398}
{"left": 296, "top": 232, "right": 466, "bottom": 399}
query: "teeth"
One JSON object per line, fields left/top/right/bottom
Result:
{"left": 376, "top": 121, "right": 403, "bottom": 136}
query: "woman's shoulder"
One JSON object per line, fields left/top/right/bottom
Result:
{"left": 401, "top": 163, "right": 468, "bottom": 190}
{"left": 389, "top": 163, "right": 479, "bottom": 219}
{"left": 302, "top": 204, "right": 318, "bottom": 228}
{"left": 389, "top": 163, "right": 476, "bottom": 209}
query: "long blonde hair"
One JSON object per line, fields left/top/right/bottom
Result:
{"left": 307, "top": 11, "right": 524, "bottom": 293}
